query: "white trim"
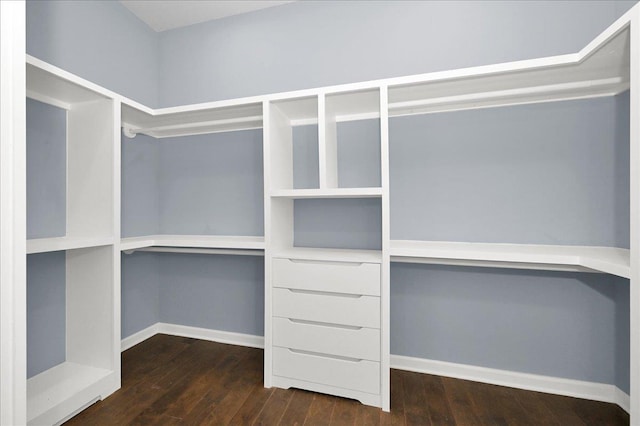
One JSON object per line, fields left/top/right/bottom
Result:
{"left": 390, "top": 354, "right": 631, "bottom": 414}
{"left": 156, "top": 323, "right": 264, "bottom": 349}
{"left": 120, "top": 323, "right": 160, "bottom": 351}
{"left": 615, "top": 386, "right": 631, "bottom": 414}
{"left": 119, "top": 323, "right": 630, "bottom": 413}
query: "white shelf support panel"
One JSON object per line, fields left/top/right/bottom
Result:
{"left": 1, "top": 1, "right": 27, "bottom": 424}
{"left": 628, "top": 5, "right": 640, "bottom": 422}
{"left": 390, "top": 240, "right": 631, "bottom": 278}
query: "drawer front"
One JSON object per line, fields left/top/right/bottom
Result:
{"left": 272, "top": 258, "right": 380, "bottom": 296}
{"left": 272, "top": 288, "right": 380, "bottom": 328}
{"left": 273, "top": 346, "right": 380, "bottom": 394}
{"left": 272, "top": 317, "right": 380, "bottom": 361}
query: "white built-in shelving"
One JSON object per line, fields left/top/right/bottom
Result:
{"left": 25, "top": 56, "right": 121, "bottom": 425}
{"left": 5, "top": 3, "right": 638, "bottom": 424}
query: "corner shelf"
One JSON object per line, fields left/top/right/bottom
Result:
{"left": 271, "top": 188, "right": 383, "bottom": 199}
{"left": 390, "top": 240, "right": 630, "bottom": 278}
{"left": 27, "top": 236, "right": 115, "bottom": 254}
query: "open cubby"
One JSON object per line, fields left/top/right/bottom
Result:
{"left": 324, "top": 89, "right": 382, "bottom": 189}
{"left": 293, "top": 198, "right": 382, "bottom": 250}
{"left": 292, "top": 124, "right": 320, "bottom": 189}
{"left": 26, "top": 246, "right": 118, "bottom": 424}
{"left": 269, "top": 96, "right": 320, "bottom": 191}
{"left": 26, "top": 83, "right": 117, "bottom": 254}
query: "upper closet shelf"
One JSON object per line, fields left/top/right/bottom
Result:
{"left": 387, "top": 21, "right": 630, "bottom": 116}
{"left": 390, "top": 240, "right": 630, "bottom": 278}
{"left": 121, "top": 102, "right": 263, "bottom": 138}
{"left": 271, "top": 188, "right": 383, "bottom": 199}
{"left": 27, "top": 237, "right": 115, "bottom": 254}
{"left": 120, "top": 235, "right": 265, "bottom": 252}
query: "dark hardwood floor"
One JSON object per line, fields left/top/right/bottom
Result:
{"left": 65, "top": 334, "right": 629, "bottom": 425}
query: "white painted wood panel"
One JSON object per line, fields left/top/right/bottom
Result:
{"left": 272, "top": 288, "right": 380, "bottom": 328}
{"left": 629, "top": 6, "right": 640, "bottom": 422}
{"left": 66, "top": 246, "right": 115, "bottom": 371}
{"left": 0, "top": 1, "right": 26, "bottom": 424}
{"left": 272, "top": 346, "right": 380, "bottom": 394}
{"left": 272, "top": 257, "right": 380, "bottom": 295}
{"left": 273, "top": 317, "right": 380, "bottom": 361}
{"left": 66, "top": 99, "right": 115, "bottom": 239}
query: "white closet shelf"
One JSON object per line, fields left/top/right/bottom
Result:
{"left": 121, "top": 101, "right": 264, "bottom": 138}
{"left": 120, "top": 234, "right": 265, "bottom": 251}
{"left": 27, "top": 362, "right": 115, "bottom": 425}
{"left": 387, "top": 24, "right": 629, "bottom": 116}
{"left": 27, "top": 236, "right": 115, "bottom": 254}
{"left": 273, "top": 247, "right": 382, "bottom": 263}
{"left": 271, "top": 188, "right": 383, "bottom": 199}
{"left": 390, "top": 240, "right": 630, "bottom": 278}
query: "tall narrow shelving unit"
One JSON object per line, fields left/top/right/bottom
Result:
{"left": 264, "top": 88, "right": 391, "bottom": 409}
{"left": 25, "top": 62, "right": 121, "bottom": 425}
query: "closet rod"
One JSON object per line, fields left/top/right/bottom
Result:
{"left": 124, "top": 247, "right": 265, "bottom": 257}
{"left": 387, "top": 76, "right": 627, "bottom": 112}
{"left": 122, "top": 115, "right": 263, "bottom": 138}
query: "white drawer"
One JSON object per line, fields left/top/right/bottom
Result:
{"left": 272, "top": 258, "right": 380, "bottom": 296}
{"left": 272, "top": 317, "right": 380, "bottom": 361}
{"left": 272, "top": 287, "right": 380, "bottom": 328}
{"left": 273, "top": 346, "right": 380, "bottom": 394}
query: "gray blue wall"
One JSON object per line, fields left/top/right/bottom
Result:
{"left": 27, "top": 252, "right": 66, "bottom": 378}
{"left": 26, "top": 0, "right": 159, "bottom": 106}
{"left": 391, "top": 264, "right": 630, "bottom": 392}
{"left": 26, "top": 99, "right": 66, "bottom": 239}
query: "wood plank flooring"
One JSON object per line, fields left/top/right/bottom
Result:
{"left": 64, "top": 334, "right": 629, "bottom": 425}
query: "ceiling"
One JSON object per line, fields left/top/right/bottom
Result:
{"left": 120, "top": 1, "right": 295, "bottom": 32}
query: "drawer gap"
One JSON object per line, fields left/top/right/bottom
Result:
{"left": 287, "top": 348, "right": 364, "bottom": 363}
{"left": 287, "top": 288, "right": 364, "bottom": 298}
{"left": 286, "top": 317, "right": 364, "bottom": 330}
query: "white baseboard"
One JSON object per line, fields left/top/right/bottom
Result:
{"left": 390, "top": 354, "right": 630, "bottom": 414}
{"left": 121, "top": 323, "right": 160, "bottom": 351}
{"left": 156, "top": 323, "right": 264, "bottom": 349}
{"left": 120, "top": 323, "right": 629, "bottom": 413}
{"left": 121, "top": 322, "right": 265, "bottom": 351}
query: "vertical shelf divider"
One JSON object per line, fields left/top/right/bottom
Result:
{"left": 379, "top": 85, "right": 391, "bottom": 412}
{"left": 629, "top": 6, "right": 640, "bottom": 421}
